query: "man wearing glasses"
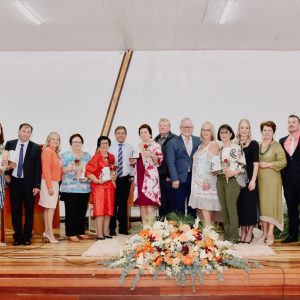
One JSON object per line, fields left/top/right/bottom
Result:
{"left": 167, "top": 117, "right": 201, "bottom": 217}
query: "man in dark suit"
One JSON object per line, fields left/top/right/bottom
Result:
{"left": 5, "top": 123, "right": 41, "bottom": 245}
{"left": 167, "top": 117, "right": 201, "bottom": 217}
{"left": 280, "top": 115, "right": 300, "bottom": 244}
{"left": 154, "top": 118, "right": 176, "bottom": 219}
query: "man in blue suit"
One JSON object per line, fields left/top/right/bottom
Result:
{"left": 167, "top": 117, "right": 201, "bottom": 217}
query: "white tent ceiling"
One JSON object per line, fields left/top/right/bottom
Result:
{"left": 0, "top": 0, "right": 299, "bottom": 51}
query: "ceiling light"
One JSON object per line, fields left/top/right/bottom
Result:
{"left": 14, "top": 1, "right": 43, "bottom": 25}
{"left": 219, "top": 0, "right": 235, "bottom": 25}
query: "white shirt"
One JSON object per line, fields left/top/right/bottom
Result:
{"left": 109, "top": 141, "right": 135, "bottom": 176}
{"left": 12, "top": 139, "right": 29, "bottom": 178}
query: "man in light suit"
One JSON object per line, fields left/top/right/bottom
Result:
{"left": 5, "top": 123, "right": 41, "bottom": 245}
{"left": 167, "top": 117, "right": 201, "bottom": 217}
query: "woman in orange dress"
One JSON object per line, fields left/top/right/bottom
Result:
{"left": 85, "top": 136, "right": 116, "bottom": 240}
{"left": 38, "top": 132, "right": 62, "bottom": 244}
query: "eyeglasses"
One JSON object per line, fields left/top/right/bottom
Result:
{"left": 100, "top": 141, "right": 109, "bottom": 145}
{"left": 220, "top": 131, "right": 230, "bottom": 135}
{"left": 201, "top": 129, "right": 211, "bottom": 132}
{"left": 181, "top": 126, "right": 193, "bottom": 129}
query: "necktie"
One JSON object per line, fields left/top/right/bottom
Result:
{"left": 117, "top": 144, "right": 123, "bottom": 177}
{"left": 17, "top": 144, "right": 24, "bottom": 178}
{"left": 185, "top": 137, "right": 192, "bottom": 156}
{"left": 290, "top": 137, "right": 295, "bottom": 156}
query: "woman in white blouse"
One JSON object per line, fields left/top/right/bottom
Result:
{"left": 216, "top": 124, "right": 246, "bottom": 242}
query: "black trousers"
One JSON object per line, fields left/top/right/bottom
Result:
{"left": 61, "top": 192, "right": 90, "bottom": 237}
{"left": 173, "top": 173, "right": 196, "bottom": 218}
{"left": 10, "top": 177, "right": 35, "bottom": 242}
{"left": 109, "top": 176, "right": 132, "bottom": 234}
{"left": 283, "top": 180, "right": 300, "bottom": 239}
{"left": 158, "top": 178, "right": 174, "bottom": 219}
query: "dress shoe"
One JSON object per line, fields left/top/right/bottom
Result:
{"left": 109, "top": 231, "right": 117, "bottom": 236}
{"left": 23, "top": 240, "right": 32, "bottom": 246}
{"left": 67, "top": 236, "right": 80, "bottom": 242}
{"left": 281, "top": 236, "right": 298, "bottom": 243}
{"left": 13, "top": 240, "right": 22, "bottom": 246}
{"left": 77, "top": 234, "right": 89, "bottom": 240}
{"left": 119, "top": 230, "right": 129, "bottom": 235}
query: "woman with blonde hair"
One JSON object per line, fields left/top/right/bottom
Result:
{"left": 189, "top": 121, "right": 221, "bottom": 225}
{"left": 236, "top": 119, "right": 259, "bottom": 243}
{"left": 39, "top": 132, "right": 62, "bottom": 243}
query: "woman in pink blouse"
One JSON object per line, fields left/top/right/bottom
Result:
{"left": 133, "top": 124, "right": 163, "bottom": 226}
{"left": 39, "top": 132, "right": 62, "bottom": 244}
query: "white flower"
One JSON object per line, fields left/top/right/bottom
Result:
{"left": 200, "top": 249, "right": 208, "bottom": 259}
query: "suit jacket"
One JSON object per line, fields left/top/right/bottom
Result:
{"left": 166, "top": 135, "right": 201, "bottom": 183}
{"left": 279, "top": 136, "right": 300, "bottom": 184}
{"left": 154, "top": 131, "right": 177, "bottom": 179}
{"left": 5, "top": 139, "right": 42, "bottom": 190}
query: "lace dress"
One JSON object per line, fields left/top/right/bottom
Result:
{"left": 189, "top": 143, "right": 221, "bottom": 212}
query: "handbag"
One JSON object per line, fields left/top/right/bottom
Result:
{"left": 236, "top": 171, "right": 248, "bottom": 188}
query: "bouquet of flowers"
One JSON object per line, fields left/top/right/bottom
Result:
{"left": 222, "top": 158, "right": 230, "bottom": 183}
{"left": 110, "top": 163, "right": 118, "bottom": 187}
{"left": 73, "top": 158, "right": 86, "bottom": 181}
{"left": 107, "top": 218, "right": 259, "bottom": 290}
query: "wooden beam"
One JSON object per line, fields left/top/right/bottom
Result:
{"left": 101, "top": 51, "right": 133, "bottom": 136}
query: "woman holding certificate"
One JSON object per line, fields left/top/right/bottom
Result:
{"left": 133, "top": 124, "right": 163, "bottom": 226}
{"left": 85, "top": 136, "right": 116, "bottom": 240}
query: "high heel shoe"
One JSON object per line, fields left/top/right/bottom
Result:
{"left": 42, "top": 232, "right": 49, "bottom": 243}
{"left": 258, "top": 235, "right": 267, "bottom": 242}
{"left": 97, "top": 237, "right": 105, "bottom": 240}
{"left": 265, "top": 235, "right": 274, "bottom": 246}
{"left": 244, "top": 234, "right": 254, "bottom": 244}
{"left": 43, "top": 232, "right": 59, "bottom": 244}
{"left": 104, "top": 235, "right": 113, "bottom": 239}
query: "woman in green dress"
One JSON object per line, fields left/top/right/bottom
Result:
{"left": 258, "top": 121, "right": 287, "bottom": 245}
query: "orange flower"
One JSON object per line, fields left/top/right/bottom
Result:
{"left": 182, "top": 254, "right": 194, "bottom": 266}
{"left": 205, "top": 238, "right": 214, "bottom": 248}
{"left": 153, "top": 256, "right": 164, "bottom": 266}
{"left": 139, "top": 229, "right": 151, "bottom": 238}
{"left": 143, "top": 242, "right": 154, "bottom": 253}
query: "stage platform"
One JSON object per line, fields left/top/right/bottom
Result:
{"left": 0, "top": 229, "right": 300, "bottom": 300}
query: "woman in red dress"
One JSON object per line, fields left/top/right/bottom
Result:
{"left": 86, "top": 136, "right": 116, "bottom": 240}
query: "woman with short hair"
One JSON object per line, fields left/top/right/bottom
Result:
{"left": 258, "top": 121, "right": 287, "bottom": 245}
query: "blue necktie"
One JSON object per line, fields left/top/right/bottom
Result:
{"left": 117, "top": 144, "right": 123, "bottom": 177}
{"left": 17, "top": 144, "right": 24, "bottom": 178}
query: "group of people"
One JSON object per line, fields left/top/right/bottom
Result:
{"left": 0, "top": 114, "right": 299, "bottom": 246}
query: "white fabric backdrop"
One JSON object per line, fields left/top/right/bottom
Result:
{"left": 112, "top": 50, "right": 300, "bottom": 147}
{"left": 0, "top": 51, "right": 123, "bottom": 154}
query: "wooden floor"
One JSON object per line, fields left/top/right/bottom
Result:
{"left": 0, "top": 227, "right": 300, "bottom": 300}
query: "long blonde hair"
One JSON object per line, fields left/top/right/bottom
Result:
{"left": 43, "top": 132, "right": 61, "bottom": 153}
{"left": 236, "top": 119, "right": 252, "bottom": 144}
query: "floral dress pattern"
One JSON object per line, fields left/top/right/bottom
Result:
{"left": 134, "top": 141, "right": 163, "bottom": 206}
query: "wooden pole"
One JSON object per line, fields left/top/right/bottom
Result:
{"left": 101, "top": 50, "right": 133, "bottom": 136}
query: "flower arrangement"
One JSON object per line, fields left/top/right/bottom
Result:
{"left": 108, "top": 218, "right": 259, "bottom": 290}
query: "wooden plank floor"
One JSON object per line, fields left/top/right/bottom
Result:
{"left": 0, "top": 227, "right": 300, "bottom": 299}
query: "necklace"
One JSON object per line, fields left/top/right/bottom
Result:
{"left": 259, "top": 141, "right": 272, "bottom": 155}
{"left": 239, "top": 138, "right": 249, "bottom": 148}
